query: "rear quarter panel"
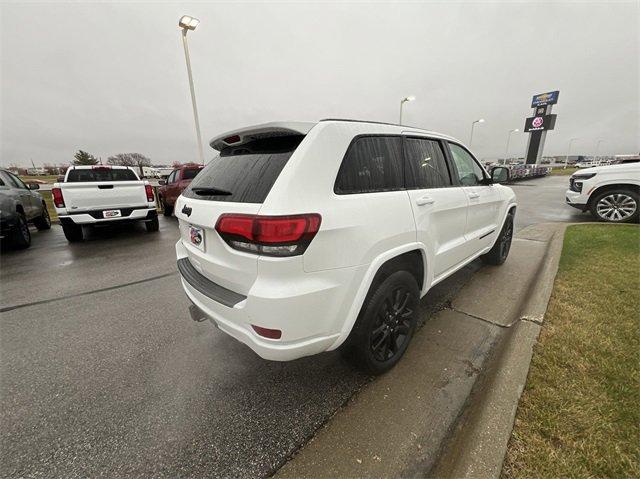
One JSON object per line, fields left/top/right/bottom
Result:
{"left": 260, "top": 122, "right": 417, "bottom": 273}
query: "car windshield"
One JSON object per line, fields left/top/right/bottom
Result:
{"left": 66, "top": 168, "right": 138, "bottom": 182}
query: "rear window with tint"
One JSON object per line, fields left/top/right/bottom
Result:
{"left": 182, "top": 168, "right": 202, "bottom": 180}
{"left": 183, "top": 136, "right": 303, "bottom": 203}
{"left": 334, "top": 136, "right": 403, "bottom": 194}
{"left": 67, "top": 168, "right": 139, "bottom": 182}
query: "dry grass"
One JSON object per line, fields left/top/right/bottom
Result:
{"left": 38, "top": 191, "right": 58, "bottom": 221}
{"left": 502, "top": 224, "right": 640, "bottom": 478}
{"left": 19, "top": 175, "right": 59, "bottom": 183}
{"left": 549, "top": 167, "right": 579, "bottom": 176}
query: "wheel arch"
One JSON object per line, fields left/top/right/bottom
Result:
{"left": 328, "top": 243, "right": 428, "bottom": 351}
{"left": 587, "top": 183, "right": 640, "bottom": 208}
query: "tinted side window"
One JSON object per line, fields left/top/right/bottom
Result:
{"left": 448, "top": 143, "right": 485, "bottom": 186}
{"left": 404, "top": 138, "right": 451, "bottom": 189}
{"left": 183, "top": 135, "right": 303, "bottom": 203}
{"left": 167, "top": 171, "right": 177, "bottom": 184}
{"left": 8, "top": 173, "right": 27, "bottom": 189}
{"left": 334, "top": 136, "right": 403, "bottom": 194}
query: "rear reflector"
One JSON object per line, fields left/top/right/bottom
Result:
{"left": 145, "top": 184, "right": 155, "bottom": 202}
{"left": 223, "top": 135, "right": 241, "bottom": 144}
{"left": 215, "top": 213, "right": 321, "bottom": 257}
{"left": 251, "top": 325, "right": 282, "bottom": 339}
{"left": 51, "top": 187, "right": 65, "bottom": 208}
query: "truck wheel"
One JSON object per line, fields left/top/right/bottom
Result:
{"left": 146, "top": 217, "right": 159, "bottom": 232}
{"left": 62, "top": 223, "right": 83, "bottom": 242}
{"left": 162, "top": 199, "right": 173, "bottom": 217}
{"left": 11, "top": 213, "right": 31, "bottom": 249}
{"left": 481, "top": 211, "right": 514, "bottom": 266}
{"left": 342, "top": 270, "right": 419, "bottom": 375}
{"left": 33, "top": 203, "right": 52, "bottom": 230}
{"left": 590, "top": 189, "right": 639, "bottom": 223}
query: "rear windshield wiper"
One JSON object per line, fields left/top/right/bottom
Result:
{"left": 191, "top": 186, "right": 232, "bottom": 196}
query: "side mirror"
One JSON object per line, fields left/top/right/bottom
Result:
{"left": 28, "top": 182, "right": 40, "bottom": 190}
{"left": 491, "top": 166, "right": 510, "bottom": 184}
{"left": 158, "top": 180, "right": 166, "bottom": 186}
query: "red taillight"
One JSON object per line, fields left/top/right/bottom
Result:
{"left": 251, "top": 325, "right": 282, "bottom": 340}
{"left": 51, "top": 187, "right": 65, "bottom": 208}
{"left": 224, "top": 135, "right": 241, "bottom": 144}
{"left": 215, "top": 213, "right": 321, "bottom": 257}
{"left": 145, "top": 184, "right": 154, "bottom": 202}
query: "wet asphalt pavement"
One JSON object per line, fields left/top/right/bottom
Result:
{"left": 0, "top": 175, "right": 588, "bottom": 477}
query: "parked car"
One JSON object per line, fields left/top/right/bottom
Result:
{"left": 173, "top": 120, "right": 516, "bottom": 374}
{"left": 566, "top": 162, "right": 640, "bottom": 223}
{"left": 0, "top": 168, "right": 51, "bottom": 249}
{"left": 157, "top": 164, "right": 204, "bottom": 216}
{"left": 52, "top": 165, "right": 158, "bottom": 242}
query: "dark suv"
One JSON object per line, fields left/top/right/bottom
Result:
{"left": 0, "top": 169, "right": 51, "bottom": 249}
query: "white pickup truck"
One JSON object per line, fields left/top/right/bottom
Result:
{"left": 52, "top": 165, "right": 159, "bottom": 242}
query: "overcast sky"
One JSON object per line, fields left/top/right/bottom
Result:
{"left": 1, "top": 0, "right": 638, "bottom": 167}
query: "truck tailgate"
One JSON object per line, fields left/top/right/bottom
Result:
{"left": 60, "top": 181, "right": 148, "bottom": 211}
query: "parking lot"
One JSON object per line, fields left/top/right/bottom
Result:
{"left": 0, "top": 175, "right": 590, "bottom": 477}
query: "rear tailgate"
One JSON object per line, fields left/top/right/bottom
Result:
{"left": 60, "top": 181, "right": 148, "bottom": 211}
{"left": 176, "top": 129, "right": 309, "bottom": 296}
{"left": 176, "top": 197, "right": 261, "bottom": 296}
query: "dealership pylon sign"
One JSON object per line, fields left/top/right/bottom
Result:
{"left": 524, "top": 90, "right": 559, "bottom": 164}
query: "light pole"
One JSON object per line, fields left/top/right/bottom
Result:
{"left": 179, "top": 15, "right": 204, "bottom": 165}
{"left": 594, "top": 139, "right": 605, "bottom": 163}
{"left": 565, "top": 137, "right": 579, "bottom": 169}
{"left": 399, "top": 96, "right": 415, "bottom": 125}
{"left": 469, "top": 118, "right": 485, "bottom": 147}
{"left": 505, "top": 128, "right": 519, "bottom": 160}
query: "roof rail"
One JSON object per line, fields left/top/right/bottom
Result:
{"left": 319, "top": 118, "right": 427, "bottom": 130}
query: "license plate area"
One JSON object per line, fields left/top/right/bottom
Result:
{"left": 189, "top": 225, "right": 205, "bottom": 251}
{"left": 103, "top": 209, "right": 122, "bottom": 218}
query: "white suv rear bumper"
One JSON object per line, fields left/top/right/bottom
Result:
{"left": 176, "top": 240, "right": 363, "bottom": 361}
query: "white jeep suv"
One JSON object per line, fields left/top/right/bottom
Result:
{"left": 174, "top": 120, "right": 516, "bottom": 374}
{"left": 566, "top": 162, "right": 640, "bottom": 223}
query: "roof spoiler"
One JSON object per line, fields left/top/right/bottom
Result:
{"left": 209, "top": 122, "right": 316, "bottom": 151}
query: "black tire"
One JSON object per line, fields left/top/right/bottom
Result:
{"left": 10, "top": 213, "right": 31, "bottom": 249}
{"left": 481, "top": 211, "right": 514, "bottom": 266}
{"left": 146, "top": 216, "right": 159, "bottom": 232}
{"left": 162, "top": 199, "right": 173, "bottom": 217}
{"left": 62, "top": 222, "right": 83, "bottom": 242}
{"left": 33, "top": 203, "right": 52, "bottom": 230}
{"left": 589, "top": 188, "right": 639, "bottom": 223}
{"left": 342, "top": 271, "right": 420, "bottom": 375}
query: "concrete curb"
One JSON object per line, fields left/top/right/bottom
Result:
{"left": 273, "top": 223, "right": 567, "bottom": 479}
{"left": 428, "top": 223, "right": 568, "bottom": 479}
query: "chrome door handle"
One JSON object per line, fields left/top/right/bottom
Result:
{"left": 416, "top": 195, "right": 435, "bottom": 206}
{"left": 468, "top": 192, "right": 480, "bottom": 199}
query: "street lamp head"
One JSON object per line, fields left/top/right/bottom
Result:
{"left": 179, "top": 15, "right": 200, "bottom": 30}
{"left": 477, "top": 118, "right": 485, "bottom": 124}
{"left": 401, "top": 96, "right": 416, "bottom": 103}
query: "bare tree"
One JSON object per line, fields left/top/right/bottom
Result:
{"left": 107, "top": 153, "right": 151, "bottom": 177}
